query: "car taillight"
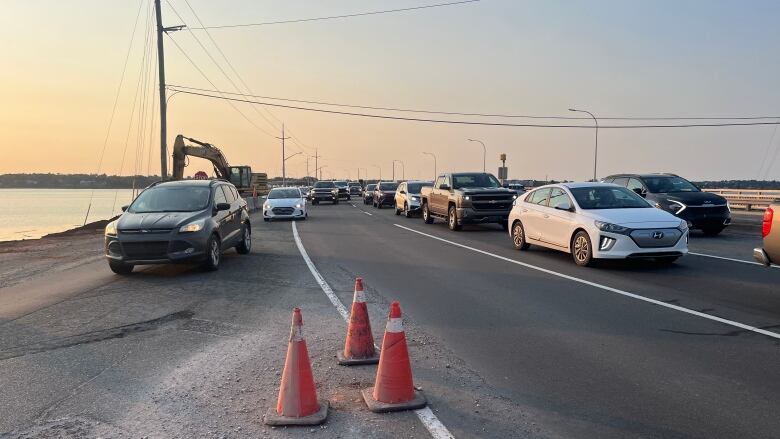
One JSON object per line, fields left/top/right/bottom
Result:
{"left": 762, "top": 207, "right": 774, "bottom": 238}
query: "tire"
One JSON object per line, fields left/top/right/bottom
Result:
{"left": 422, "top": 203, "right": 434, "bottom": 224}
{"left": 448, "top": 205, "right": 461, "bottom": 231}
{"left": 571, "top": 231, "right": 594, "bottom": 267}
{"left": 334, "top": 199, "right": 339, "bottom": 205}
{"left": 395, "top": 204, "right": 401, "bottom": 215}
{"left": 236, "top": 224, "right": 251, "bottom": 254}
{"left": 377, "top": 202, "right": 382, "bottom": 209}
{"left": 263, "top": 217, "right": 270, "bottom": 222}
{"left": 702, "top": 226, "right": 725, "bottom": 236}
{"left": 203, "top": 234, "right": 221, "bottom": 271}
{"left": 109, "top": 260, "right": 134, "bottom": 275}
{"left": 404, "top": 203, "right": 412, "bottom": 218}
{"left": 312, "top": 200, "right": 319, "bottom": 205}
{"left": 511, "top": 221, "right": 530, "bottom": 250}
{"left": 500, "top": 220, "right": 509, "bottom": 231}
{"left": 655, "top": 256, "right": 679, "bottom": 265}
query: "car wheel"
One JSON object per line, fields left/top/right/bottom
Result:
{"left": 500, "top": 220, "right": 509, "bottom": 231}
{"left": 236, "top": 224, "right": 251, "bottom": 254}
{"left": 395, "top": 204, "right": 401, "bottom": 215}
{"left": 448, "top": 205, "right": 462, "bottom": 231}
{"left": 312, "top": 200, "right": 319, "bottom": 205}
{"left": 702, "top": 226, "right": 725, "bottom": 236}
{"left": 422, "top": 203, "right": 434, "bottom": 224}
{"left": 655, "top": 256, "right": 679, "bottom": 265}
{"left": 571, "top": 231, "right": 594, "bottom": 267}
{"left": 263, "top": 217, "right": 270, "bottom": 222}
{"left": 404, "top": 203, "right": 412, "bottom": 218}
{"left": 203, "top": 234, "right": 221, "bottom": 271}
{"left": 109, "top": 260, "right": 134, "bottom": 275}
{"left": 511, "top": 221, "right": 530, "bottom": 250}
{"left": 334, "top": 199, "right": 339, "bottom": 205}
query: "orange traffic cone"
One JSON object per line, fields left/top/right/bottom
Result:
{"left": 264, "top": 308, "right": 329, "bottom": 426}
{"left": 337, "top": 278, "right": 379, "bottom": 365}
{"left": 362, "top": 301, "right": 427, "bottom": 413}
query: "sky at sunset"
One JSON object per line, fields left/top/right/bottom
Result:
{"left": 2, "top": 0, "right": 780, "bottom": 182}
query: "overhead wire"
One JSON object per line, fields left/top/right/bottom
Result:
{"left": 187, "top": 0, "right": 480, "bottom": 30}
{"left": 165, "top": 88, "right": 780, "bottom": 129}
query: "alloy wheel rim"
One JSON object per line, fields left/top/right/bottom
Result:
{"left": 449, "top": 210, "right": 455, "bottom": 227}
{"left": 244, "top": 229, "right": 251, "bottom": 249}
{"left": 211, "top": 240, "right": 219, "bottom": 265}
{"left": 574, "top": 236, "right": 589, "bottom": 261}
{"left": 513, "top": 224, "right": 523, "bottom": 246}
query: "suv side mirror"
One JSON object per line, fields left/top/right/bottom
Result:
{"left": 216, "top": 202, "right": 231, "bottom": 211}
{"left": 632, "top": 188, "right": 646, "bottom": 197}
{"left": 439, "top": 184, "right": 450, "bottom": 191}
{"left": 555, "top": 202, "right": 573, "bottom": 212}
{"left": 121, "top": 205, "right": 129, "bottom": 212}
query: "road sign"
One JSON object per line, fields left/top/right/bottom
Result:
{"left": 193, "top": 171, "right": 208, "bottom": 180}
{"left": 498, "top": 167, "right": 508, "bottom": 180}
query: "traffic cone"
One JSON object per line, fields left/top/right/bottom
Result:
{"left": 337, "top": 278, "right": 379, "bottom": 365}
{"left": 361, "top": 301, "right": 427, "bottom": 413}
{"left": 264, "top": 308, "right": 329, "bottom": 426}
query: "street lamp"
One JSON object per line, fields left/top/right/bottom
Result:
{"left": 569, "top": 108, "right": 599, "bottom": 181}
{"left": 372, "top": 164, "right": 382, "bottom": 181}
{"left": 283, "top": 151, "right": 302, "bottom": 186}
{"left": 467, "top": 139, "right": 486, "bottom": 172}
{"left": 392, "top": 160, "right": 405, "bottom": 181}
{"left": 422, "top": 152, "right": 437, "bottom": 180}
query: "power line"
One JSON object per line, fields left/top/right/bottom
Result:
{"left": 188, "top": 0, "right": 480, "bottom": 30}
{"left": 165, "top": 84, "right": 780, "bottom": 121}
{"left": 166, "top": 88, "right": 780, "bottom": 129}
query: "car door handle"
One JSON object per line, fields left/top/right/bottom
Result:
{"left": 522, "top": 208, "right": 528, "bottom": 212}
{"left": 543, "top": 214, "right": 550, "bottom": 218}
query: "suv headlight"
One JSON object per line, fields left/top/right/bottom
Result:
{"left": 105, "top": 220, "right": 117, "bottom": 236}
{"left": 179, "top": 219, "right": 205, "bottom": 233}
{"left": 594, "top": 220, "right": 631, "bottom": 235}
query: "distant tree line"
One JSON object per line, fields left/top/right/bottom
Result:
{"left": 0, "top": 173, "right": 160, "bottom": 189}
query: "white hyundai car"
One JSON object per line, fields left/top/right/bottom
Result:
{"left": 508, "top": 183, "right": 688, "bottom": 266}
{"left": 262, "top": 187, "right": 307, "bottom": 221}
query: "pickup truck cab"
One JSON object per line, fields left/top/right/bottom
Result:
{"left": 420, "top": 172, "right": 517, "bottom": 230}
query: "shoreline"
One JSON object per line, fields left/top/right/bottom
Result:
{"left": 0, "top": 217, "right": 116, "bottom": 247}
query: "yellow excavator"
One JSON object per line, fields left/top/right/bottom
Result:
{"left": 171, "top": 134, "right": 268, "bottom": 195}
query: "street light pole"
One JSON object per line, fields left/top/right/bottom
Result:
{"left": 276, "top": 123, "right": 292, "bottom": 186}
{"left": 422, "top": 152, "right": 437, "bottom": 180}
{"left": 372, "top": 164, "right": 382, "bottom": 181}
{"left": 467, "top": 139, "right": 486, "bottom": 172}
{"left": 392, "top": 160, "right": 405, "bottom": 180}
{"left": 569, "top": 108, "right": 599, "bottom": 181}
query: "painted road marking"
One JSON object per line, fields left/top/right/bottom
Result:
{"left": 363, "top": 211, "right": 373, "bottom": 216}
{"left": 689, "top": 252, "right": 780, "bottom": 269}
{"left": 292, "top": 222, "right": 455, "bottom": 439}
{"left": 394, "top": 223, "right": 780, "bottom": 341}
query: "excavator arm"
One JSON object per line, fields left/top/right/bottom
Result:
{"left": 171, "top": 134, "right": 231, "bottom": 180}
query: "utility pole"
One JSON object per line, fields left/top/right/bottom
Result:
{"left": 154, "top": 0, "right": 184, "bottom": 180}
{"left": 313, "top": 148, "right": 322, "bottom": 181}
{"left": 276, "top": 123, "right": 291, "bottom": 186}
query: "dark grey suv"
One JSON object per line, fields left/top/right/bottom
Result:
{"left": 104, "top": 179, "right": 251, "bottom": 274}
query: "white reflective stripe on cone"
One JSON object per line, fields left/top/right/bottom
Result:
{"left": 290, "top": 325, "right": 304, "bottom": 341}
{"left": 385, "top": 317, "right": 403, "bottom": 333}
{"left": 353, "top": 289, "right": 366, "bottom": 303}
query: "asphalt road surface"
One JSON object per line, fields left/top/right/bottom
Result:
{"left": 297, "top": 200, "right": 779, "bottom": 439}
{"left": 1, "top": 203, "right": 778, "bottom": 439}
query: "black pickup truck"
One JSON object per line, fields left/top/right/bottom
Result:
{"left": 420, "top": 172, "right": 517, "bottom": 231}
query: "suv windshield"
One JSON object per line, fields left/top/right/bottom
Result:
{"left": 452, "top": 173, "right": 501, "bottom": 189}
{"left": 570, "top": 186, "right": 651, "bottom": 210}
{"left": 268, "top": 188, "right": 301, "bottom": 199}
{"left": 314, "top": 181, "right": 335, "bottom": 188}
{"left": 379, "top": 182, "right": 398, "bottom": 190}
{"left": 366, "top": 184, "right": 377, "bottom": 191}
{"left": 407, "top": 182, "right": 430, "bottom": 193}
{"left": 643, "top": 176, "right": 700, "bottom": 193}
{"left": 129, "top": 186, "right": 211, "bottom": 213}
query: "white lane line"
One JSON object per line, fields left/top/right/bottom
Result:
{"left": 689, "top": 252, "right": 780, "bottom": 269}
{"left": 292, "top": 222, "right": 455, "bottom": 439}
{"left": 363, "top": 211, "right": 373, "bottom": 216}
{"left": 350, "top": 203, "right": 357, "bottom": 208}
{"left": 394, "top": 224, "right": 780, "bottom": 341}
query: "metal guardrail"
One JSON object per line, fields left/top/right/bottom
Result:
{"left": 705, "top": 189, "right": 780, "bottom": 211}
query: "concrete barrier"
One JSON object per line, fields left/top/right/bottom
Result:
{"left": 704, "top": 189, "right": 780, "bottom": 211}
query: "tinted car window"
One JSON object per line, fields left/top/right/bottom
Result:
{"left": 570, "top": 186, "right": 652, "bottom": 209}
{"left": 452, "top": 173, "right": 501, "bottom": 189}
{"left": 379, "top": 182, "right": 398, "bottom": 190}
{"left": 314, "top": 181, "right": 335, "bottom": 188}
{"left": 366, "top": 184, "right": 376, "bottom": 191}
{"left": 549, "top": 188, "right": 572, "bottom": 209}
{"left": 214, "top": 186, "right": 228, "bottom": 204}
{"left": 612, "top": 177, "right": 629, "bottom": 187}
{"left": 268, "top": 188, "right": 301, "bottom": 199}
{"left": 627, "top": 178, "right": 645, "bottom": 193}
{"left": 643, "top": 176, "right": 699, "bottom": 193}
{"left": 527, "top": 188, "right": 550, "bottom": 206}
{"left": 220, "top": 186, "right": 235, "bottom": 202}
{"left": 129, "top": 186, "right": 211, "bottom": 213}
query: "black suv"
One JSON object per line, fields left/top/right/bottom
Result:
{"left": 104, "top": 179, "right": 251, "bottom": 274}
{"left": 373, "top": 181, "right": 399, "bottom": 208}
{"left": 308, "top": 181, "right": 339, "bottom": 204}
{"left": 602, "top": 173, "right": 731, "bottom": 235}
{"left": 363, "top": 183, "right": 377, "bottom": 205}
{"left": 333, "top": 181, "right": 351, "bottom": 200}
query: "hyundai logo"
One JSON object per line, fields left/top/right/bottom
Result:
{"left": 652, "top": 231, "right": 664, "bottom": 239}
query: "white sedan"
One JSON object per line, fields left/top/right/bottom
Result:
{"left": 262, "top": 187, "right": 307, "bottom": 221}
{"left": 508, "top": 183, "right": 688, "bottom": 266}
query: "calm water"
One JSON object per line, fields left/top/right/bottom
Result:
{"left": 0, "top": 189, "right": 135, "bottom": 241}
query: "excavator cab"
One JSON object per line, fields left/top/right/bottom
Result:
{"left": 228, "top": 166, "right": 252, "bottom": 191}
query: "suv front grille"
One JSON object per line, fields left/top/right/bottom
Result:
{"left": 122, "top": 241, "right": 169, "bottom": 259}
{"left": 470, "top": 194, "right": 514, "bottom": 211}
{"left": 119, "top": 228, "right": 172, "bottom": 234}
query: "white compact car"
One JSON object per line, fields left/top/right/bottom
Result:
{"left": 263, "top": 187, "right": 307, "bottom": 221}
{"left": 508, "top": 183, "right": 688, "bottom": 266}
